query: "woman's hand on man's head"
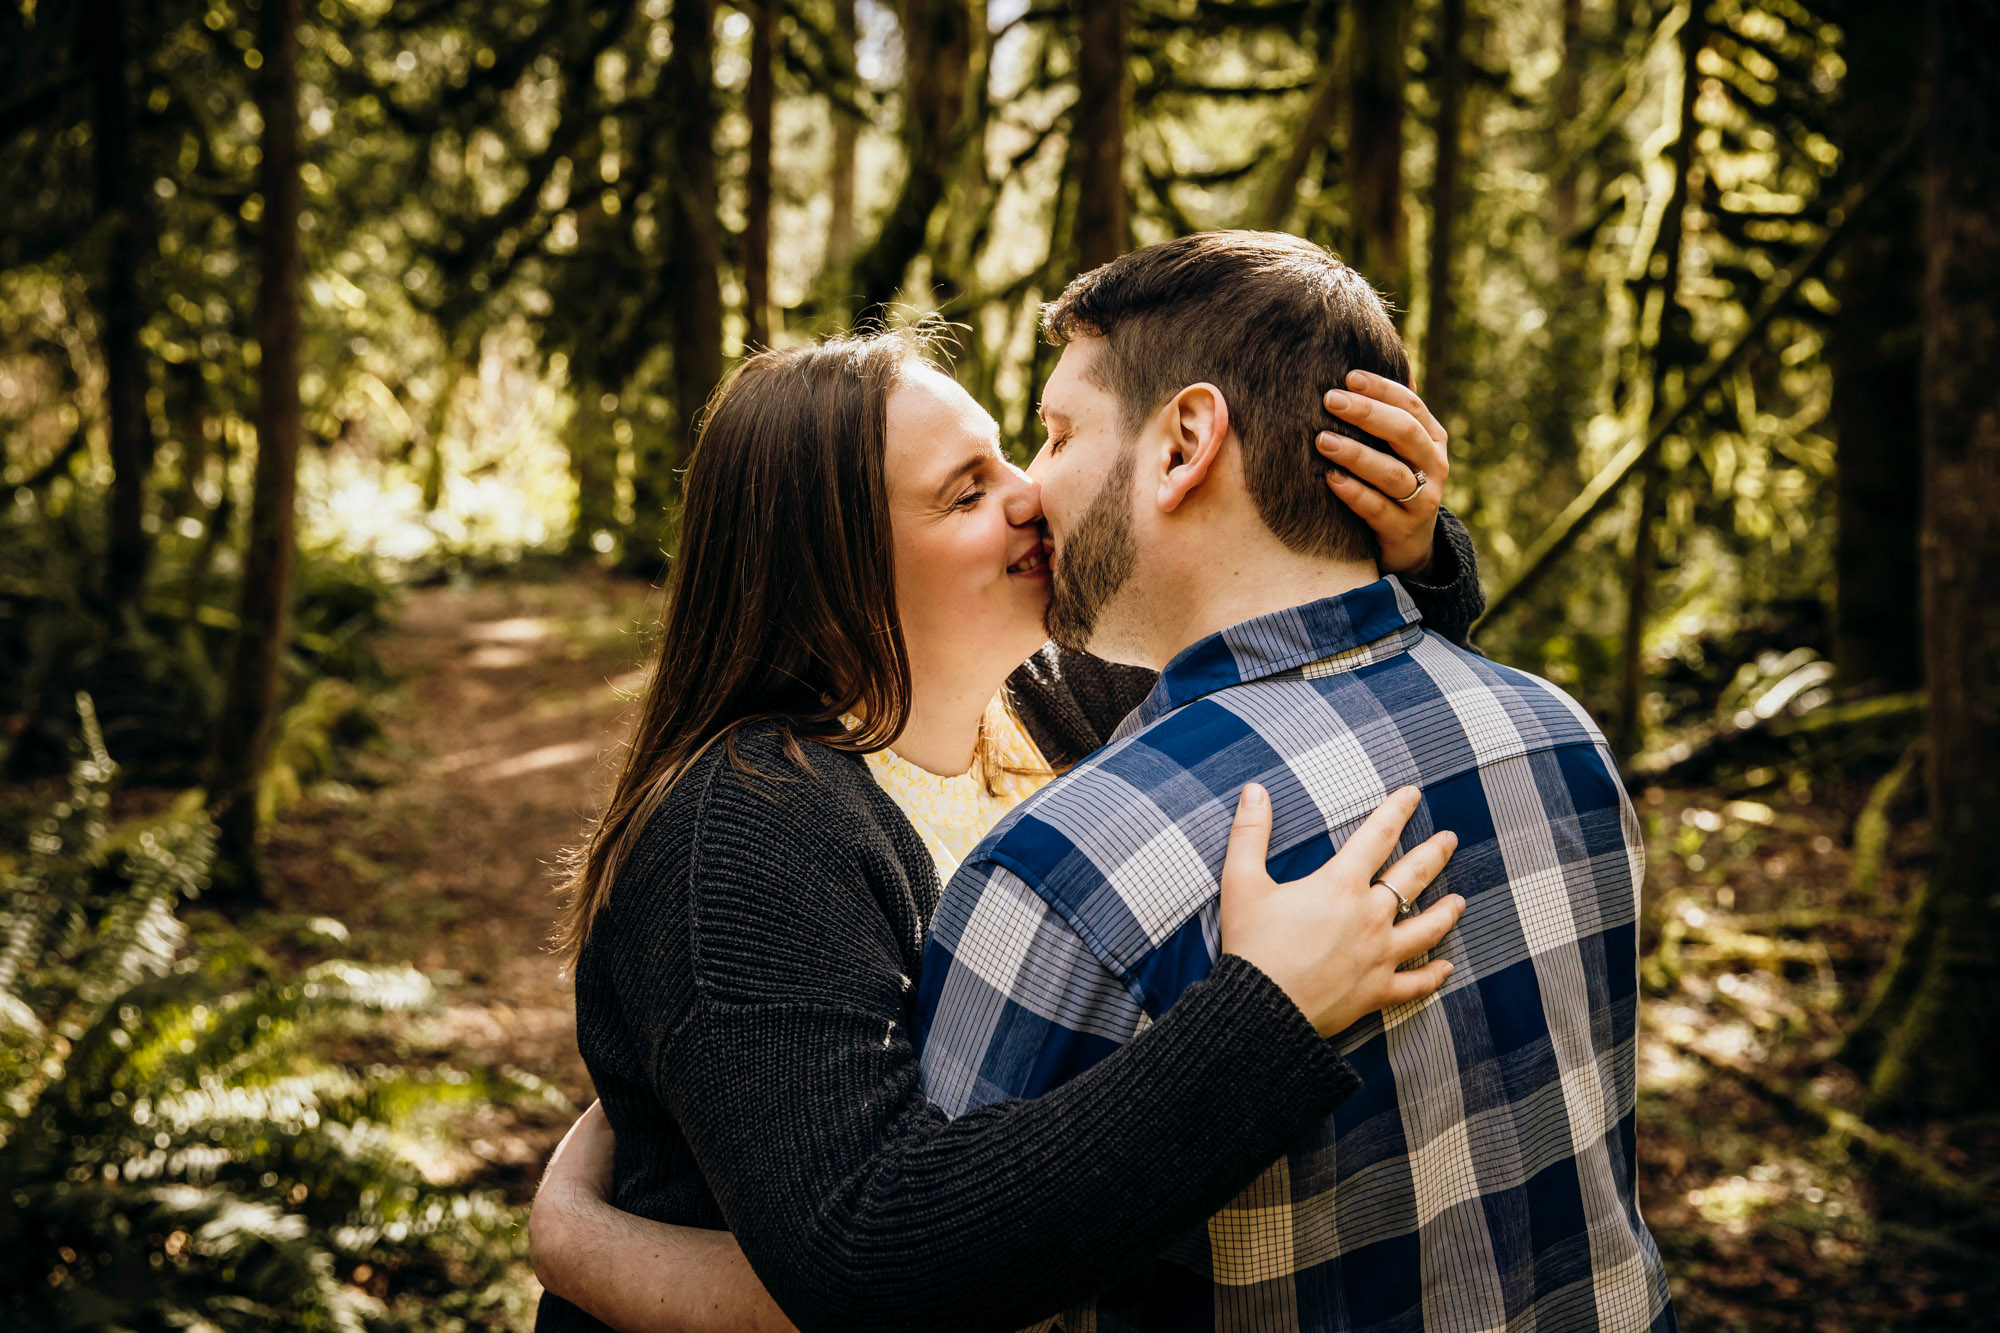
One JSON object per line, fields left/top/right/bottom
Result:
{"left": 1316, "top": 370, "right": 1451, "bottom": 580}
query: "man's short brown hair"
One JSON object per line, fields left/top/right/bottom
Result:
{"left": 1040, "top": 230, "right": 1411, "bottom": 562}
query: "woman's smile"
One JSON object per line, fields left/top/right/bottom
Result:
{"left": 1006, "top": 536, "right": 1051, "bottom": 579}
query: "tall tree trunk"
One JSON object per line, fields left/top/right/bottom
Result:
{"left": 848, "top": 0, "right": 973, "bottom": 314}
{"left": 1421, "top": 0, "right": 1465, "bottom": 398}
{"left": 209, "top": 0, "right": 303, "bottom": 896}
{"left": 1536, "top": 0, "right": 1591, "bottom": 487}
{"left": 1071, "top": 0, "right": 1127, "bottom": 270}
{"left": 744, "top": 0, "right": 776, "bottom": 348}
{"left": 1346, "top": 0, "right": 1409, "bottom": 307}
{"left": 85, "top": 0, "right": 155, "bottom": 618}
{"left": 1831, "top": 5, "right": 1925, "bottom": 693}
{"left": 1255, "top": 25, "right": 1343, "bottom": 232}
{"left": 1550, "top": 0, "right": 1584, "bottom": 254}
{"left": 567, "top": 375, "right": 619, "bottom": 559}
{"left": 1615, "top": 4, "right": 1704, "bottom": 758}
{"left": 635, "top": 0, "right": 724, "bottom": 572}
{"left": 1866, "top": 0, "right": 2000, "bottom": 1119}
{"left": 825, "top": 0, "right": 858, "bottom": 270}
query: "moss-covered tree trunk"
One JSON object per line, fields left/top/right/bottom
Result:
{"left": 1071, "top": 0, "right": 1127, "bottom": 271}
{"left": 85, "top": 0, "right": 156, "bottom": 619}
{"left": 744, "top": 0, "right": 775, "bottom": 349}
{"left": 1535, "top": 0, "right": 1592, "bottom": 492}
{"left": 1831, "top": 4, "right": 1925, "bottom": 693}
{"left": 629, "top": 0, "right": 724, "bottom": 574}
{"left": 1345, "top": 0, "right": 1408, "bottom": 308}
{"left": 848, "top": 0, "right": 973, "bottom": 314}
{"left": 1866, "top": 0, "right": 2000, "bottom": 1118}
{"left": 826, "top": 0, "right": 859, "bottom": 270}
{"left": 1549, "top": 0, "right": 1584, "bottom": 256}
{"left": 566, "top": 374, "right": 619, "bottom": 560}
{"left": 210, "top": 0, "right": 303, "bottom": 897}
{"left": 1420, "top": 0, "right": 1464, "bottom": 399}
{"left": 1615, "top": 5, "right": 1703, "bottom": 759}
{"left": 1254, "top": 23, "right": 1342, "bottom": 234}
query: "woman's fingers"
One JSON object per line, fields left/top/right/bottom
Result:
{"left": 1327, "top": 467, "right": 1425, "bottom": 521}
{"left": 1318, "top": 431, "right": 1429, "bottom": 503}
{"left": 1392, "top": 892, "right": 1465, "bottom": 962}
{"left": 1326, "top": 456, "right": 1440, "bottom": 578}
{"left": 1327, "top": 786, "right": 1422, "bottom": 884}
{"left": 1376, "top": 830, "right": 1458, "bottom": 958}
{"left": 1346, "top": 368, "right": 1447, "bottom": 444}
{"left": 1321, "top": 391, "right": 1448, "bottom": 481}
{"left": 1221, "top": 783, "right": 1276, "bottom": 898}
{"left": 1346, "top": 369, "right": 1448, "bottom": 446}
{"left": 1380, "top": 829, "right": 1457, "bottom": 897}
{"left": 1379, "top": 957, "right": 1456, "bottom": 1008}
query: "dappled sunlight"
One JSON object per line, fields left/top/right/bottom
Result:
{"left": 461, "top": 618, "right": 556, "bottom": 670}
{"left": 438, "top": 738, "right": 603, "bottom": 783}
{"left": 465, "top": 643, "right": 536, "bottom": 669}
{"left": 301, "top": 450, "right": 574, "bottom": 569}
{"left": 298, "top": 332, "right": 577, "bottom": 570}
{"left": 464, "top": 617, "right": 555, "bottom": 643}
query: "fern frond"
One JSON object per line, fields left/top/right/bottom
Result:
{"left": 1, "top": 705, "right": 534, "bottom": 1329}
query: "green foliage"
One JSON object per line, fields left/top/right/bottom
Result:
{"left": 0, "top": 0, "right": 1899, "bottom": 758}
{"left": 0, "top": 699, "right": 563, "bottom": 1330}
{"left": 1462, "top": 0, "right": 1848, "bottom": 723}
{"left": 0, "top": 448, "right": 394, "bottom": 782}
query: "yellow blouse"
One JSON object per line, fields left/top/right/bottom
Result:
{"left": 860, "top": 700, "right": 1058, "bottom": 883}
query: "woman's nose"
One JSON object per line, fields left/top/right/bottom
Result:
{"left": 1001, "top": 462, "right": 1043, "bottom": 527}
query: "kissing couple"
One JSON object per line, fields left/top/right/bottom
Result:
{"left": 529, "top": 230, "right": 1675, "bottom": 1333}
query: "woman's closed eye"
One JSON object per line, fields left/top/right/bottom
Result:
{"left": 952, "top": 487, "right": 987, "bottom": 510}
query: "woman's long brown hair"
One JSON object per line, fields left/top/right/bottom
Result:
{"left": 552, "top": 329, "right": 923, "bottom": 966}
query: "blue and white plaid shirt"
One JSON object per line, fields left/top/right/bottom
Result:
{"left": 916, "top": 577, "right": 1674, "bottom": 1333}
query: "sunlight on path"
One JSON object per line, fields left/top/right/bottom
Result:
{"left": 433, "top": 737, "right": 605, "bottom": 780}
{"left": 267, "top": 571, "right": 661, "bottom": 1148}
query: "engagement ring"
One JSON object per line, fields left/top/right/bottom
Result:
{"left": 1374, "top": 877, "right": 1417, "bottom": 919}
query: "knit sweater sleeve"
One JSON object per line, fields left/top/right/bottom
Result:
{"left": 1401, "top": 505, "right": 1485, "bottom": 646}
{"left": 609, "top": 749, "right": 1359, "bottom": 1333}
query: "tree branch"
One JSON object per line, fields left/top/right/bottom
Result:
{"left": 1474, "top": 114, "right": 1924, "bottom": 636}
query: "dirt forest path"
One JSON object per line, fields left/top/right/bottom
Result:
{"left": 265, "top": 569, "right": 662, "bottom": 1190}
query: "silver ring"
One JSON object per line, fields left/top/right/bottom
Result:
{"left": 1373, "top": 878, "right": 1417, "bottom": 919}
{"left": 1394, "top": 470, "right": 1428, "bottom": 505}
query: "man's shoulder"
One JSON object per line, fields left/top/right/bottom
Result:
{"left": 945, "top": 690, "right": 1257, "bottom": 982}
{"left": 1399, "top": 630, "right": 1619, "bottom": 758}
{"left": 944, "top": 631, "right": 1622, "bottom": 973}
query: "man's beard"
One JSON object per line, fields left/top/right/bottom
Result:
{"left": 1045, "top": 444, "right": 1138, "bottom": 652}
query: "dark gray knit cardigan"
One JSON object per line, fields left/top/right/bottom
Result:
{"left": 536, "top": 517, "right": 1485, "bottom": 1333}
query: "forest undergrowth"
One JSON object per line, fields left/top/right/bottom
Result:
{"left": 1631, "top": 771, "right": 1997, "bottom": 1330}
{"left": 13, "top": 567, "right": 1992, "bottom": 1329}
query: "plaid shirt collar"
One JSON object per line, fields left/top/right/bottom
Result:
{"left": 1115, "top": 574, "right": 1425, "bottom": 738}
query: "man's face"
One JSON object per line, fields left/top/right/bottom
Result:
{"left": 1030, "top": 338, "right": 1142, "bottom": 655}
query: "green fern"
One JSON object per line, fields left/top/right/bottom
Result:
{"left": 0, "top": 696, "right": 565, "bottom": 1331}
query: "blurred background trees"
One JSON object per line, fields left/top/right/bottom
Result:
{"left": 2, "top": 0, "right": 1995, "bottom": 1324}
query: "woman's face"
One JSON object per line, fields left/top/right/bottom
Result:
{"left": 883, "top": 363, "right": 1053, "bottom": 686}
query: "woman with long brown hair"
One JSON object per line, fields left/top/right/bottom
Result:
{"left": 532, "top": 323, "right": 1482, "bottom": 1333}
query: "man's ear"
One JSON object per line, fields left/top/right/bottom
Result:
{"left": 1156, "top": 383, "right": 1230, "bottom": 514}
